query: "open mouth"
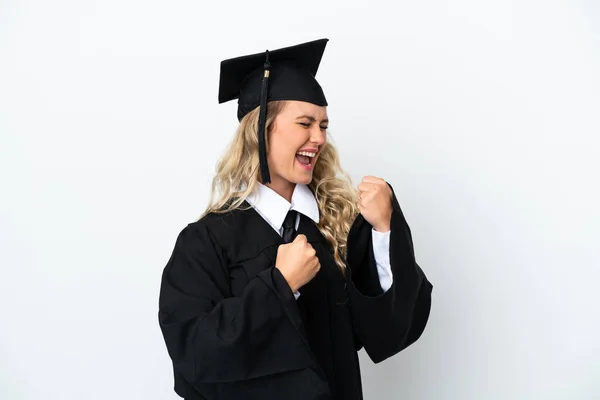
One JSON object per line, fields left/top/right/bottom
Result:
{"left": 295, "top": 151, "right": 316, "bottom": 167}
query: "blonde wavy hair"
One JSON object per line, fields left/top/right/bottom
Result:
{"left": 201, "top": 101, "right": 359, "bottom": 272}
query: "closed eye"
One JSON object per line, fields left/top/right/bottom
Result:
{"left": 298, "top": 122, "right": 328, "bottom": 130}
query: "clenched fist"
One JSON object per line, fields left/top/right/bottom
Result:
{"left": 275, "top": 234, "right": 320, "bottom": 293}
{"left": 357, "top": 176, "right": 393, "bottom": 232}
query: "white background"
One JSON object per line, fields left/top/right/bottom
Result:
{"left": 1, "top": 0, "right": 599, "bottom": 399}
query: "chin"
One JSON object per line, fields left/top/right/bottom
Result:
{"left": 288, "top": 171, "right": 313, "bottom": 185}
{"left": 287, "top": 162, "right": 315, "bottom": 185}
{"left": 297, "top": 175, "right": 313, "bottom": 185}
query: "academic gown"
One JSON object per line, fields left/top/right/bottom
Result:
{"left": 158, "top": 185, "right": 433, "bottom": 400}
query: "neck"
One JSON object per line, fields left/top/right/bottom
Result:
{"left": 262, "top": 177, "right": 296, "bottom": 203}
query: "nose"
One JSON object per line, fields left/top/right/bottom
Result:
{"left": 309, "top": 125, "right": 327, "bottom": 146}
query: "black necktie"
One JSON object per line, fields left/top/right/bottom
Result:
{"left": 282, "top": 210, "right": 298, "bottom": 243}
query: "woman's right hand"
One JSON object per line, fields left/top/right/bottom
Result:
{"left": 275, "top": 234, "right": 320, "bottom": 293}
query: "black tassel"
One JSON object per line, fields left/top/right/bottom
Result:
{"left": 257, "top": 50, "right": 271, "bottom": 184}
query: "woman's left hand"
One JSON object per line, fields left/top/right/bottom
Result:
{"left": 357, "top": 176, "right": 393, "bottom": 232}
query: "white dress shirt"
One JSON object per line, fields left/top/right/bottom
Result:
{"left": 246, "top": 183, "right": 393, "bottom": 299}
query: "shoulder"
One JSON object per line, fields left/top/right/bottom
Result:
{"left": 183, "top": 200, "right": 253, "bottom": 247}
{"left": 175, "top": 198, "right": 280, "bottom": 263}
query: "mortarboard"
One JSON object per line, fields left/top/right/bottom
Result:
{"left": 218, "top": 39, "right": 329, "bottom": 184}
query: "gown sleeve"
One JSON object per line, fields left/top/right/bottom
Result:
{"left": 345, "top": 184, "right": 433, "bottom": 363}
{"left": 158, "top": 221, "right": 314, "bottom": 391}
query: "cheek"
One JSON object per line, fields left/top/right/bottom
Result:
{"left": 269, "top": 128, "right": 304, "bottom": 157}
{"left": 268, "top": 132, "right": 294, "bottom": 166}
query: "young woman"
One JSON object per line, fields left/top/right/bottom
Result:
{"left": 158, "top": 38, "right": 432, "bottom": 400}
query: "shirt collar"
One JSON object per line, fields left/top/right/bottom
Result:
{"left": 246, "top": 183, "right": 320, "bottom": 231}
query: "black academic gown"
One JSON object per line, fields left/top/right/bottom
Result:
{"left": 158, "top": 185, "right": 433, "bottom": 400}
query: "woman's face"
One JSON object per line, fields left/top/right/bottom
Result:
{"left": 266, "top": 100, "right": 328, "bottom": 190}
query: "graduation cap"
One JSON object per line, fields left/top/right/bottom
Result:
{"left": 218, "top": 39, "right": 329, "bottom": 184}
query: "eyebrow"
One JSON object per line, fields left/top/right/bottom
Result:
{"left": 296, "top": 115, "right": 329, "bottom": 124}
